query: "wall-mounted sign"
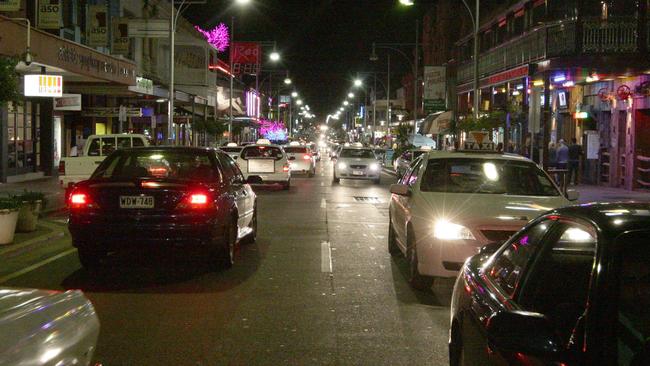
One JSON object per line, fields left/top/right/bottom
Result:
{"left": 128, "top": 77, "right": 154, "bottom": 95}
{"left": 38, "top": 0, "right": 61, "bottom": 30}
{"left": 423, "top": 66, "right": 446, "bottom": 113}
{"left": 24, "top": 75, "right": 62, "bottom": 97}
{"left": 279, "top": 95, "right": 291, "bottom": 104}
{"left": 128, "top": 19, "right": 169, "bottom": 38}
{"left": 54, "top": 94, "right": 82, "bottom": 111}
{"left": 0, "top": 0, "right": 20, "bottom": 11}
{"left": 485, "top": 65, "right": 529, "bottom": 87}
{"left": 231, "top": 42, "right": 261, "bottom": 75}
{"left": 112, "top": 18, "right": 130, "bottom": 55}
{"left": 82, "top": 107, "right": 142, "bottom": 118}
{"left": 87, "top": 5, "right": 108, "bottom": 47}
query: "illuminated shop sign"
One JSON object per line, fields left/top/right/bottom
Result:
{"left": 24, "top": 75, "right": 63, "bottom": 97}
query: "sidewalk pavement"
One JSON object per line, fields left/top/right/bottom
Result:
{"left": 0, "top": 177, "right": 65, "bottom": 213}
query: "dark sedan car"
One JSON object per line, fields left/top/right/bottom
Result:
{"left": 449, "top": 202, "right": 650, "bottom": 366}
{"left": 68, "top": 147, "right": 260, "bottom": 270}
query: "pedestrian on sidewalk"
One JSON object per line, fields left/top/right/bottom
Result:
{"left": 568, "top": 137, "right": 583, "bottom": 185}
{"left": 548, "top": 142, "right": 558, "bottom": 168}
{"left": 557, "top": 139, "right": 569, "bottom": 169}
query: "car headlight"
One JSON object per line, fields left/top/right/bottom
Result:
{"left": 433, "top": 220, "right": 476, "bottom": 240}
{"left": 369, "top": 163, "right": 379, "bottom": 171}
{"left": 337, "top": 162, "right": 347, "bottom": 170}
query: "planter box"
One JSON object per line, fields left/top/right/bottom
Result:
{"left": 0, "top": 209, "right": 20, "bottom": 245}
{"left": 16, "top": 200, "right": 42, "bottom": 233}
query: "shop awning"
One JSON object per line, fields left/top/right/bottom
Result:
{"left": 420, "top": 111, "right": 453, "bottom": 135}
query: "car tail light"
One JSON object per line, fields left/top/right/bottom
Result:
{"left": 303, "top": 154, "right": 311, "bottom": 160}
{"left": 177, "top": 191, "right": 213, "bottom": 210}
{"left": 283, "top": 165, "right": 290, "bottom": 172}
{"left": 68, "top": 190, "right": 98, "bottom": 209}
{"left": 58, "top": 161, "right": 65, "bottom": 175}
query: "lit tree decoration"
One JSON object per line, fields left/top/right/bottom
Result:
{"left": 259, "top": 119, "right": 287, "bottom": 141}
{"left": 195, "top": 23, "right": 230, "bottom": 52}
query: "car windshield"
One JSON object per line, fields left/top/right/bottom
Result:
{"left": 92, "top": 150, "right": 216, "bottom": 181}
{"left": 285, "top": 147, "right": 308, "bottom": 154}
{"left": 420, "top": 158, "right": 560, "bottom": 196}
{"left": 242, "top": 146, "right": 283, "bottom": 159}
{"left": 339, "top": 149, "right": 375, "bottom": 159}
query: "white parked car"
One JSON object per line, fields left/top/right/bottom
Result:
{"left": 235, "top": 140, "right": 291, "bottom": 190}
{"left": 333, "top": 147, "right": 381, "bottom": 184}
{"left": 220, "top": 145, "right": 243, "bottom": 160}
{"left": 284, "top": 145, "right": 316, "bottom": 177}
{"left": 388, "top": 150, "right": 578, "bottom": 289}
{"left": 0, "top": 287, "right": 100, "bottom": 365}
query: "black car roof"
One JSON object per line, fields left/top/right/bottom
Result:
{"left": 118, "top": 146, "right": 217, "bottom": 153}
{"left": 549, "top": 202, "right": 650, "bottom": 237}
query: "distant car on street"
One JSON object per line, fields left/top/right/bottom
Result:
{"left": 219, "top": 143, "right": 243, "bottom": 160}
{"left": 235, "top": 140, "right": 291, "bottom": 189}
{"left": 0, "top": 287, "right": 99, "bottom": 366}
{"left": 388, "top": 150, "right": 576, "bottom": 289}
{"left": 68, "top": 147, "right": 259, "bottom": 270}
{"left": 449, "top": 202, "right": 650, "bottom": 366}
{"left": 284, "top": 144, "right": 316, "bottom": 177}
{"left": 333, "top": 147, "right": 381, "bottom": 184}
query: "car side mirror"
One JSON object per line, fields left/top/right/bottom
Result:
{"left": 566, "top": 189, "right": 579, "bottom": 201}
{"left": 487, "top": 310, "right": 566, "bottom": 361}
{"left": 479, "top": 241, "right": 504, "bottom": 255}
{"left": 246, "top": 175, "right": 263, "bottom": 185}
{"left": 390, "top": 184, "right": 410, "bottom": 196}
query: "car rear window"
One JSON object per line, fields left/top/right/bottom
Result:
{"left": 220, "top": 147, "right": 242, "bottom": 153}
{"left": 340, "top": 149, "right": 375, "bottom": 159}
{"left": 420, "top": 158, "right": 560, "bottom": 196}
{"left": 285, "top": 147, "right": 308, "bottom": 153}
{"left": 92, "top": 150, "right": 217, "bottom": 181}
{"left": 241, "top": 146, "right": 284, "bottom": 160}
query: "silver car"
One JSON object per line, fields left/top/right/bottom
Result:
{"left": 333, "top": 147, "right": 381, "bottom": 184}
{"left": 220, "top": 146, "right": 243, "bottom": 160}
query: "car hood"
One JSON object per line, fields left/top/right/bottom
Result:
{"left": 417, "top": 192, "right": 570, "bottom": 233}
{"left": 338, "top": 157, "right": 378, "bottom": 164}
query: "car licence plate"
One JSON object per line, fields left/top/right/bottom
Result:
{"left": 119, "top": 195, "right": 154, "bottom": 209}
{"left": 352, "top": 170, "right": 364, "bottom": 176}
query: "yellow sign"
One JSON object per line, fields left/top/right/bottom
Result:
{"left": 38, "top": 0, "right": 61, "bottom": 30}
{"left": 112, "top": 18, "right": 130, "bottom": 55}
{"left": 87, "top": 5, "right": 108, "bottom": 47}
{"left": 0, "top": 0, "right": 20, "bottom": 11}
{"left": 24, "top": 75, "right": 63, "bottom": 97}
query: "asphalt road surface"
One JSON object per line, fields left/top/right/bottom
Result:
{"left": 4, "top": 161, "right": 453, "bottom": 365}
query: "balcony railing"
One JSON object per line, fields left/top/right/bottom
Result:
{"left": 457, "top": 17, "right": 643, "bottom": 85}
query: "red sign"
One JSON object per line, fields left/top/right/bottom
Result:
{"left": 486, "top": 65, "right": 529, "bottom": 86}
{"left": 230, "top": 42, "right": 261, "bottom": 75}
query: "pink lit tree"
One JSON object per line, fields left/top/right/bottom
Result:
{"left": 195, "top": 23, "right": 230, "bottom": 52}
{"left": 258, "top": 119, "right": 287, "bottom": 141}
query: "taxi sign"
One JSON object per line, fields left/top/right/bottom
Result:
{"left": 226, "top": 142, "right": 238, "bottom": 147}
{"left": 289, "top": 141, "right": 301, "bottom": 146}
{"left": 463, "top": 131, "right": 495, "bottom": 151}
{"left": 256, "top": 138, "right": 271, "bottom": 145}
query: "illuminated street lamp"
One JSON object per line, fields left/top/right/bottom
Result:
{"left": 354, "top": 79, "right": 363, "bottom": 87}
{"left": 235, "top": 0, "right": 251, "bottom": 4}
{"left": 347, "top": 92, "right": 354, "bottom": 98}
{"left": 296, "top": 99, "right": 303, "bottom": 105}
{"left": 291, "top": 91, "right": 298, "bottom": 98}
{"left": 284, "top": 77, "right": 292, "bottom": 85}
{"left": 269, "top": 51, "right": 280, "bottom": 61}
{"left": 343, "top": 100, "right": 349, "bottom": 106}
{"left": 339, "top": 107, "right": 344, "bottom": 111}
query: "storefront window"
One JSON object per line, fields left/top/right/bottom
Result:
{"left": 581, "top": 0, "right": 637, "bottom": 18}
{"left": 6, "top": 101, "right": 40, "bottom": 175}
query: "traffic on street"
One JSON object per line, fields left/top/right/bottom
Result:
{"left": 2, "top": 1, "right": 650, "bottom": 365}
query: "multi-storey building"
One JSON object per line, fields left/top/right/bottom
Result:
{"left": 452, "top": 0, "right": 650, "bottom": 190}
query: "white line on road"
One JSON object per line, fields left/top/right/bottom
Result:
{"left": 321, "top": 182, "right": 324, "bottom": 187}
{"left": 321, "top": 241, "right": 332, "bottom": 273}
{"left": 0, "top": 248, "right": 77, "bottom": 284}
{"left": 320, "top": 198, "right": 326, "bottom": 208}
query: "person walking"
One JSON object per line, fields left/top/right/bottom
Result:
{"left": 548, "top": 142, "right": 558, "bottom": 169}
{"left": 557, "top": 139, "right": 569, "bottom": 170}
{"left": 568, "top": 137, "right": 583, "bottom": 185}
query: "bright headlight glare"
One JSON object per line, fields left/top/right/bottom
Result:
{"left": 369, "top": 163, "right": 379, "bottom": 171}
{"left": 433, "top": 220, "right": 475, "bottom": 240}
{"left": 337, "top": 162, "right": 347, "bottom": 170}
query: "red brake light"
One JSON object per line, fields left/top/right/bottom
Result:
{"left": 190, "top": 194, "right": 208, "bottom": 205}
{"left": 177, "top": 191, "right": 213, "bottom": 210}
{"left": 70, "top": 193, "right": 87, "bottom": 205}
{"left": 283, "top": 165, "right": 290, "bottom": 172}
{"left": 303, "top": 154, "right": 311, "bottom": 160}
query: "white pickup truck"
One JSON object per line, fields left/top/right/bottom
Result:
{"left": 59, "top": 134, "right": 149, "bottom": 188}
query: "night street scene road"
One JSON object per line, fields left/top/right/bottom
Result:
{"left": 1, "top": 0, "right": 650, "bottom": 365}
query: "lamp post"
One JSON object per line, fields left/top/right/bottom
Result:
{"left": 461, "top": 0, "right": 480, "bottom": 123}
{"left": 228, "top": 15, "right": 235, "bottom": 142}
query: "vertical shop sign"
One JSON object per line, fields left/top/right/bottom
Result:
{"left": 0, "top": 0, "right": 20, "bottom": 11}
{"left": 87, "top": 5, "right": 108, "bottom": 47}
{"left": 38, "top": 0, "right": 61, "bottom": 30}
{"left": 112, "top": 18, "right": 130, "bottom": 55}
{"left": 423, "top": 66, "right": 446, "bottom": 113}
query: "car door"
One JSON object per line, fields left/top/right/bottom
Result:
{"left": 216, "top": 153, "right": 248, "bottom": 229}
{"left": 462, "top": 219, "right": 556, "bottom": 365}
{"left": 391, "top": 157, "right": 423, "bottom": 250}
{"left": 228, "top": 153, "right": 254, "bottom": 227}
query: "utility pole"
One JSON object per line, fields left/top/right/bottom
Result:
{"left": 228, "top": 16, "right": 234, "bottom": 142}
{"left": 414, "top": 19, "right": 419, "bottom": 129}
{"left": 168, "top": 3, "right": 175, "bottom": 145}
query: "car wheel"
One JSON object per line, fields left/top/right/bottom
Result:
{"left": 373, "top": 177, "right": 381, "bottom": 185}
{"left": 77, "top": 246, "right": 104, "bottom": 269}
{"left": 388, "top": 219, "right": 400, "bottom": 256}
{"left": 282, "top": 180, "right": 291, "bottom": 190}
{"left": 242, "top": 205, "right": 257, "bottom": 244}
{"left": 406, "top": 228, "right": 432, "bottom": 290}
{"left": 332, "top": 173, "right": 340, "bottom": 184}
{"left": 215, "top": 218, "right": 237, "bottom": 270}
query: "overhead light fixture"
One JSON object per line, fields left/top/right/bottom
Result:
{"left": 586, "top": 73, "right": 600, "bottom": 83}
{"left": 533, "top": 80, "right": 544, "bottom": 87}
{"left": 354, "top": 79, "right": 362, "bottom": 87}
{"left": 284, "top": 78, "right": 292, "bottom": 85}
{"left": 269, "top": 51, "right": 280, "bottom": 62}
{"left": 343, "top": 101, "right": 349, "bottom": 106}
{"left": 291, "top": 91, "right": 298, "bottom": 98}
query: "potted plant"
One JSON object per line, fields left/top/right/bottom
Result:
{"left": 15, "top": 191, "right": 46, "bottom": 232}
{"left": 0, "top": 197, "right": 21, "bottom": 245}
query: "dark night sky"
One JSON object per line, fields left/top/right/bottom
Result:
{"left": 186, "top": 0, "right": 433, "bottom": 119}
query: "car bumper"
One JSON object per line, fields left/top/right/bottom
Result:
{"left": 416, "top": 238, "right": 485, "bottom": 278}
{"left": 335, "top": 168, "right": 380, "bottom": 179}
{"left": 244, "top": 172, "right": 290, "bottom": 183}
{"left": 289, "top": 161, "right": 313, "bottom": 173}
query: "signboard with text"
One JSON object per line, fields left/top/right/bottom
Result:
{"left": 112, "top": 18, "right": 130, "bottom": 55}
{"left": 423, "top": 66, "right": 446, "bottom": 113}
{"left": 0, "top": 0, "right": 20, "bottom": 11}
{"left": 87, "top": 5, "right": 108, "bottom": 47}
{"left": 38, "top": 0, "right": 61, "bottom": 29}
{"left": 54, "top": 94, "right": 82, "bottom": 111}
{"left": 230, "top": 42, "right": 261, "bottom": 75}
{"left": 24, "top": 75, "right": 62, "bottom": 97}
{"left": 128, "top": 19, "right": 169, "bottom": 38}
{"left": 82, "top": 107, "right": 142, "bottom": 118}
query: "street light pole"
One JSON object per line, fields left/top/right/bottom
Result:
{"left": 168, "top": 2, "right": 175, "bottom": 145}
{"left": 373, "top": 72, "right": 377, "bottom": 145}
{"left": 229, "top": 16, "right": 234, "bottom": 142}
{"left": 414, "top": 19, "right": 419, "bottom": 128}
{"left": 387, "top": 54, "right": 391, "bottom": 134}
